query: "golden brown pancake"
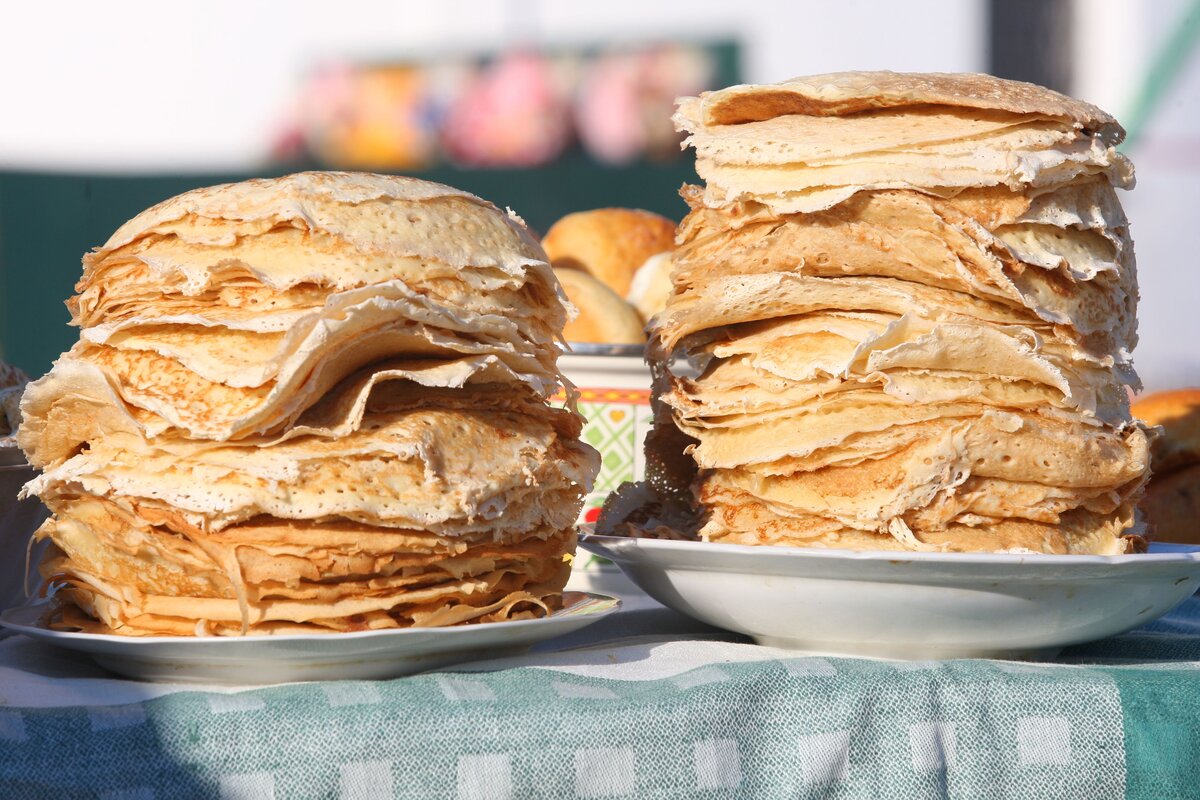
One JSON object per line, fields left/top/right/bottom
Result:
{"left": 598, "top": 73, "right": 1148, "bottom": 555}
{"left": 21, "top": 173, "right": 600, "bottom": 636}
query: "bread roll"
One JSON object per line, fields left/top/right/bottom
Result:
{"left": 1141, "top": 463, "right": 1200, "bottom": 545}
{"left": 543, "top": 208, "right": 675, "bottom": 297}
{"left": 1132, "top": 388, "right": 1200, "bottom": 474}
{"left": 554, "top": 267, "right": 646, "bottom": 345}
{"left": 627, "top": 252, "right": 675, "bottom": 323}
{"left": 1133, "top": 388, "right": 1200, "bottom": 543}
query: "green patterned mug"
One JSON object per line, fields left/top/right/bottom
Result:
{"left": 558, "top": 346, "right": 653, "bottom": 524}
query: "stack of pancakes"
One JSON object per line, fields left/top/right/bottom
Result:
{"left": 602, "top": 72, "right": 1150, "bottom": 555}
{"left": 19, "top": 172, "right": 599, "bottom": 635}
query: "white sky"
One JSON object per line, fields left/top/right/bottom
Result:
{"left": 0, "top": 0, "right": 985, "bottom": 170}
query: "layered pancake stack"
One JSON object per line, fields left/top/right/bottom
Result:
{"left": 600, "top": 72, "right": 1151, "bottom": 554}
{"left": 19, "top": 172, "right": 599, "bottom": 635}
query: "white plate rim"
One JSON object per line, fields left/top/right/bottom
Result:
{"left": 579, "top": 533, "right": 1200, "bottom": 568}
{"left": 0, "top": 590, "right": 621, "bottom": 647}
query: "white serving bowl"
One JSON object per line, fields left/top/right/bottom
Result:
{"left": 579, "top": 533, "right": 1200, "bottom": 660}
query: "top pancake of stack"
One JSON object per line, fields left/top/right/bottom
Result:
{"left": 675, "top": 71, "right": 1129, "bottom": 213}
{"left": 22, "top": 172, "right": 571, "bottom": 469}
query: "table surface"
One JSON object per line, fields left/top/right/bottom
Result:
{"left": 1, "top": 568, "right": 1198, "bottom": 800}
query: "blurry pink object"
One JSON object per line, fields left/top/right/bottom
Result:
{"left": 441, "top": 51, "right": 571, "bottom": 167}
{"left": 640, "top": 44, "right": 714, "bottom": 158}
{"left": 298, "top": 63, "right": 357, "bottom": 162}
{"left": 576, "top": 53, "right": 643, "bottom": 165}
{"left": 577, "top": 44, "right": 715, "bottom": 164}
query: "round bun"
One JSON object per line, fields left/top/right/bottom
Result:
{"left": 627, "top": 252, "right": 675, "bottom": 323}
{"left": 1133, "top": 389, "right": 1200, "bottom": 544}
{"left": 1132, "top": 388, "right": 1200, "bottom": 474}
{"left": 1141, "top": 463, "right": 1200, "bottom": 544}
{"left": 554, "top": 267, "right": 646, "bottom": 345}
{"left": 542, "top": 208, "right": 675, "bottom": 298}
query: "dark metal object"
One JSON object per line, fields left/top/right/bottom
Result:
{"left": 560, "top": 343, "right": 647, "bottom": 358}
{"left": 0, "top": 462, "right": 49, "bottom": 615}
{"left": 989, "top": 0, "right": 1074, "bottom": 93}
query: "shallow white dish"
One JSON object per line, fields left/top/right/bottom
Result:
{"left": 579, "top": 534, "right": 1200, "bottom": 660}
{"left": 0, "top": 591, "right": 619, "bottom": 684}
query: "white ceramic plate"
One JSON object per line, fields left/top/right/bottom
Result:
{"left": 0, "top": 591, "right": 619, "bottom": 684}
{"left": 579, "top": 534, "right": 1200, "bottom": 660}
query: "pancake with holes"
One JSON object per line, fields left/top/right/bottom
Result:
{"left": 20, "top": 172, "right": 599, "bottom": 636}
{"left": 598, "top": 72, "right": 1150, "bottom": 555}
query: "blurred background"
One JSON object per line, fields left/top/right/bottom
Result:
{"left": 0, "top": 0, "right": 1196, "bottom": 388}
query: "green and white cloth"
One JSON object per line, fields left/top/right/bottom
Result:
{"left": 1, "top": 574, "right": 1197, "bottom": 799}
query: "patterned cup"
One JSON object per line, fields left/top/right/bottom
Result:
{"left": 557, "top": 345, "right": 652, "bottom": 524}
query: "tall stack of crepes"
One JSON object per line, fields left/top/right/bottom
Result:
{"left": 599, "top": 72, "right": 1151, "bottom": 554}
{"left": 19, "top": 172, "right": 599, "bottom": 635}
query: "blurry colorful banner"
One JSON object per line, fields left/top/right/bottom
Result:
{"left": 276, "top": 42, "right": 738, "bottom": 169}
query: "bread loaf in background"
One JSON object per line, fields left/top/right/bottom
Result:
{"left": 1134, "top": 388, "right": 1200, "bottom": 544}
{"left": 542, "top": 208, "right": 675, "bottom": 299}
{"left": 554, "top": 267, "right": 647, "bottom": 345}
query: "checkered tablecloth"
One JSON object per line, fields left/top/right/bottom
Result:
{"left": 1, "top": 569, "right": 1197, "bottom": 799}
